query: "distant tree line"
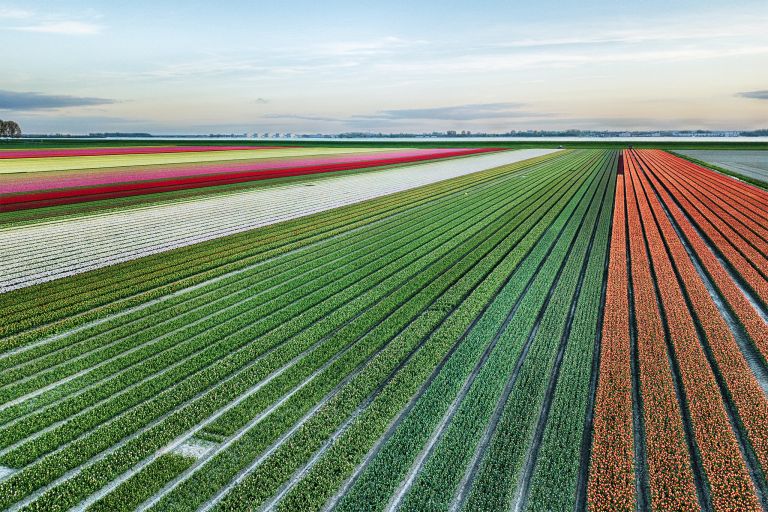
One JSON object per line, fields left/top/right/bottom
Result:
{"left": 740, "top": 129, "right": 768, "bottom": 136}
{"left": 0, "top": 120, "right": 22, "bottom": 138}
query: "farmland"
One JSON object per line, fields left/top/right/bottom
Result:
{"left": 0, "top": 146, "right": 502, "bottom": 211}
{"left": 1, "top": 142, "right": 767, "bottom": 511}
{"left": 590, "top": 149, "right": 768, "bottom": 511}
{"left": 675, "top": 150, "right": 768, "bottom": 188}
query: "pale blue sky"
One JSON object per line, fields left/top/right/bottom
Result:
{"left": 1, "top": 0, "right": 767, "bottom": 133}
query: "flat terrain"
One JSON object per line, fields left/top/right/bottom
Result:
{"left": 0, "top": 149, "right": 557, "bottom": 291}
{"left": 0, "top": 143, "right": 767, "bottom": 511}
{"left": 677, "top": 149, "right": 768, "bottom": 183}
{"left": 0, "top": 147, "right": 394, "bottom": 174}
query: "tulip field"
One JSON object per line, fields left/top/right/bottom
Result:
{"left": 1, "top": 143, "right": 767, "bottom": 511}
{"left": 0, "top": 145, "right": 501, "bottom": 211}
{"left": 589, "top": 149, "right": 768, "bottom": 512}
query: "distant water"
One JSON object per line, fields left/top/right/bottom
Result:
{"left": 90, "top": 136, "right": 767, "bottom": 143}
{"left": 15, "top": 136, "right": 764, "bottom": 144}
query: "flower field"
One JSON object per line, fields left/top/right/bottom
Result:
{"left": 0, "top": 145, "right": 280, "bottom": 159}
{"left": 0, "top": 149, "right": 556, "bottom": 292}
{"left": 0, "top": 146, "right": 501, "bottom": 211}
{"left": 1, "top": 143, "right": 767, "bottom": 511}
{"left": 589, "top": 149, "right": 768, "bottom": 511}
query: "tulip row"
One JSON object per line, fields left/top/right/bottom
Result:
{"left": 1, "top": 150, "right": 560, "bottom": 342}
{"left": 122, "top": 153, "right": 586, "bottom": 511}
{"left": 587, "top": 171, "right": 636, "bottom": 512}
{"left": 2, "top": 148, "right": 502, "bottom": 211}
{"left": 0, "top": 159, "right": 541, "bottom": 432}
{"left": 639, "top": 151, "right": 768, "bottom": 304}
{"left": 634, "top": 149, "right": 768, "bottom": 498}
{"left": 627, "top": 150, "right": 761, "bottom": 511}
{"left": 624, "top": 153, "right": 700, "bottom": 510}
{"left": 0, "top": 151, "right": 585, "bottom": 510}
{"left": 0, "top": 145, "right": 268, "bottom": 159}
{"left": 201, "top": 151, "right": 612, "bottom": 512}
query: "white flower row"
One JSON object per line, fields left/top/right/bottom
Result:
{"left": 0, "top": 149, "right": 560, "bottom": 292}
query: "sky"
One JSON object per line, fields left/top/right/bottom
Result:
{"left": 1, "top": 0, "right": 767, "bottom": 134}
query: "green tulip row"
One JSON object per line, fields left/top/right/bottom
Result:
{"left": 2, "top": 159, "right": 541, "bottom": 465}
{"left": 87, "top": 453, "right": 195, "bottom": 512}
{"left": 1, "top": 152, "right": 575, "bottom": 511}
{"left": 207, "top": 153, "right": 604, "bottom": 511}
{"left": 0, "top": 161, "right": 532, "bottom": 433}
{"left": 334, "top": 151, "right": 612, "bottom": 511}
{"left": 1, "top": 152, "right": 563, "bottom": 345}
{"left": 146, "top": 155, "right": 585, "bottom": 512}
{"left": 460, "top": 154, "right": 615, "bottom": 511}
{"left": 524, "top": 152, "right": 616, "bottom": 511}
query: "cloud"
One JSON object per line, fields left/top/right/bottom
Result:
{"left": 106, "top": 36, "right": 424, "bottom": 82}
{"left": 361, "top": 103, "right": 551, "bottom": 121}
{"left": 264, "top": 103, "right": 552, "bottom": 124}
{"left": 263, "top": 114, "right": 346, "bottom": 123}
{"left": 0, "top": 6, "right": 31, "bottom": 19}
{"left": 1, "top": 5, "right": 104, "bottom": 35}
{"left": 253, "top": 98, "right": 269, "bottom": 104}
{"left": 737, "top": 90, "right": 768, "bottom": 100}
{"left": 498, "top": 20, "right": 768, "bottom": 49}
{"left": 317, "top": 37, "right": 428, "bottom": 57}
{"left": 0, "top": 90, "right": 116, "bottom": 111}
{"left": 11, "top": 20, "right": 102, "bottom": 35}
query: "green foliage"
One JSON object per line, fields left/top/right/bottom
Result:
{"left": 0, "top": 149, "right": 633, "bottom": 512}
{"left": 87, "top": 454, "right": 194, "bottom": 512}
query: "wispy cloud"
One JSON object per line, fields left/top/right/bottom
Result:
{"left": 0, "top": 90, "right": 115, "bottom": 110}
{"left": 265, "top": 103, "right": 552, "bottom": 125}
{"left": 104, "top": 15, "right": 768, "bottom": 86}
{"left": 115, "top": 39, "right": 422, "bottom": 81}
{"left": 317, "top": 36, "right": 429, "bottom": 56}
{"left": 263, "top": 114, "right": 346, "bottom": 123}
{"left": 360, "top": 103, "right": 551, "bottom": 121}
{"left": 0, "top": 6, "right": 31, "bottom": 19}
{"left": 11, "top": 20, "right": 102, "bottom": 35}
{"left": 372, "top": 44, "right": 768, "bottom": 77}
{"left": 498, "top": 18, "right": 768, "bottom": 49}
{"left": 0, "top": 4, "right": 104, "bottom": 35}
{"left": 737, "top": 90, "right": 768, "bottom": 100}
